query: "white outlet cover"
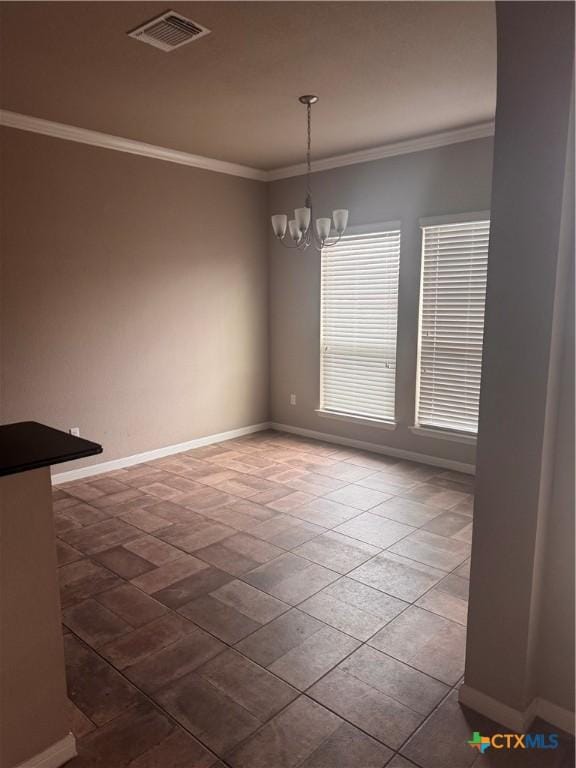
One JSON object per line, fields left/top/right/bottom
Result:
{"left": 290, "top": 394, "right": 297, "bottom": 406}
{"left": 69, "top": 427, "right": 80, "bottom": 437}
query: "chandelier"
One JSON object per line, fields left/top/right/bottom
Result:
{"left": 270, "top": 95, "right": 349, "bottom": 251}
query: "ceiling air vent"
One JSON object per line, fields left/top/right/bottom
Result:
{"left": 128, "top": 10, "right": 211, "bottom": 52}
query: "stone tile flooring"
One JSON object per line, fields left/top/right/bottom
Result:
{"left": 53, "top": 430, "right": 573, "bottom": 767}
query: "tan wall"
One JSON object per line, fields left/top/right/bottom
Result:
{"left": 0, "top": 468, "right": 70, "bottom": 767}
{"left": 269, "top": 138, "right": 494, "bottom": 467}
{"left": 0, "top": 128, "right": 269, "bottom": 468}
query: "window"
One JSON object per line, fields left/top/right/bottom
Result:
{"left": 416, "top": 217, "right": 490, "bottom": 434}
{"left": 320, "top": 225, "right": 401, "bottom": 423}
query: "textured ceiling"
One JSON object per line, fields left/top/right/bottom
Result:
{"left": 0, "top": 2, "right": 496, "bottom": 169}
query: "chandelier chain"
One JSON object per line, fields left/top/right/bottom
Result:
{"left": 306, "top": 102, "right": 312, "bottom": 204}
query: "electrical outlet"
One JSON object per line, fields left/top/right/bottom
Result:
{"left": 289, "top": 394, "right": 297, "bottom": 406}
{"left": 69, "top": 427, "right": 80, "bottom": 437}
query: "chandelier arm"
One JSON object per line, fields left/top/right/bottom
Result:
{"left": 275, "top": 226, "right": 313, "bottom": 249}
{"left": 275, "top": 235, "right": 304, "bottom": 249}
{"left": 319, "top": 234, "right": 345, "bottom": 248}
{"left": 310, "top": 227, "right": 344, "bottom": 250}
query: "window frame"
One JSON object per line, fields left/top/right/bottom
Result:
{"left": 318, "top": 219, "right": 402, "bottom": 427}
{"left": 414, "top": 211, "right": 490, "bottom": 439}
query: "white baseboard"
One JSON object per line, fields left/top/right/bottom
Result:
{"left": 535, "top": 697, "right": 575, "bottom": 735}
{"left": 459, "top": 684, "right": 532, "bottom": 731}
{"left": 459, "top": 685, "right": 575, "bottom": 734}
{"left": 52, "top": 418, "right": 474, "bottom": 484}
{"left": 271, "top": 422, "right": 475, "bottom": 475}
{"left": 15, "top": 733, "right": 77, "bottom": 768}
{"left": 51, "top": 422, "right": 271, "bottom": 484}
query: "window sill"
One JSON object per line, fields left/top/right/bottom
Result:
{"left": 410, "top": 426, "right": 477, "bottom": 445}
{"left": 315, "top": 409, "right": 397, "bottom": 431}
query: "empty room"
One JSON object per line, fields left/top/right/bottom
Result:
{"left": 0, "top": 2, "right": 574, "bottom": 767}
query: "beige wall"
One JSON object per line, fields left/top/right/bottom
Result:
{"left": 0, "top": 128, "right": 269, "bottom": 469}
{"left": 1, "top": 130, "right": 494, "bottom": 474}
{"left": 269, "top": 138, "right": 494, "bottom": 468}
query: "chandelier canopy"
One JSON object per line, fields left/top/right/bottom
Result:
{"left": 271, "top": 95, "right": 349, "bottom": 251}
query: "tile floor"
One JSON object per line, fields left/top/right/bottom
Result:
{"left": 53, "top": 430, "right": 573, "bottom": 767}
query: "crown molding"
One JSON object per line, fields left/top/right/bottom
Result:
{"left": 267, "top": 121, "right": 495, "bottom": 180}
{"left": 0, "top": 109, "right": 494, "bottom": 182}
{"left": 0, "top": 110, "right": 268, "bottom": 182}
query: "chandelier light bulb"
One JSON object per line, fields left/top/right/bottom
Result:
{"left": 333, "top": 209, "right": 349, "bottom": 234}
{"left": 271, "top": 214, "right": 288, "bottom": 238}
{"left": 316, "top": 217, "right": 332, "bottom": 241}
{"left": 294, "top": 207, "right": 311, "bottom": 233}
{"left": 288, "top": 219, "right": 301, "bottom": 242}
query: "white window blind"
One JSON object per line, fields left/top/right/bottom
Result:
{"left": 416, "top": 219, "right": 490, "bottom": 433}
{"left": 320, "top": 227, "right": 401, "bottom": 422}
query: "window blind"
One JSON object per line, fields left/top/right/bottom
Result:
{"left": 416, "top": 219, "right": 490, "bottom": 433}
{"left": 320, "top": 227, "right": 401, "bottom": 422}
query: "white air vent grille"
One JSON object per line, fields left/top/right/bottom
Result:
{"left": 128, "top": 11, "right": 211, "bottom": 52}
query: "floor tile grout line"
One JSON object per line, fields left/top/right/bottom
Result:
{"left": 178, "top": 596, "right": 295, "bottom": 650}
{"left": 392, "top": 683, "right": 458, "bottom": 766}
{"left": 56, "top": 432, "right": 473, "bottom": 764}
{"left": 64, "top": 549, "right": 337, "bottom": 672}
{"left": 59, "top": 452, "right": 468, "bottom": 560}
{"left": 343, "top": 527, "right": 470, "bottom": 578}
{"left": 214, "top": 632, "right": 413, "bottom": 766}
{"left": 196, "top": 520, "right": 470, "bottom": 676}
{"left": 296, "top": 587, "right": 409, "bottom": 636}
{"left": 71, "top": 550, "right": 367, "bottom": 702}
{"left": 63, "top": 628, "right": 224, "bottom": 766}
{"left": 217, "top": 480, "right": 462, "bottom": 551}
{"left": 59, "top": 519, "right": 468, "bottom": 655}
{"left": 282, "top": 525, "right": 472, "bottom": 687}
{"left": 299, "top": 690, "right": 407, "bottom": 756}
{"left": 331, "top": 659, "right": 450, "bottom": 719}
{"left": 63, "top": 552, "right": 451, "bottom": 763}
{"left": 147, "top": 441, "right": 470, "bottom": 509}
{"left": 59, "top": 489, "right": 470, "bottom": 683}
{"left": 293, "top": 590, "right": 462, "bottom": 689}
{"left": 215, "top": 691, "right": 328, "bottom": 764}
{"left": 68, "top": 606, "right": 436, "bottom": 768}
{"left": 67, "top": 598, "right": 348, "bottom": 765}
{"left": 239, "top": 495, "right": 469, "bottom": 577}
{"left": 235, "top": 523, "right": 471, "bottom": 693}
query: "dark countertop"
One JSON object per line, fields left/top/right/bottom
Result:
{"left": 0, "top": 421, "right": 102, "bottom": 477}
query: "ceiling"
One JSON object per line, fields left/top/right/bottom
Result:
{"left": 0, "top": 2, "right": 496, "bottom": 170}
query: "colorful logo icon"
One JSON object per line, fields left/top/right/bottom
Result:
{"left": 469, "top": 732, "right": 491, "bottom": 753}
{"left": 468, "top": 731, "right": 560, "bottom": 752}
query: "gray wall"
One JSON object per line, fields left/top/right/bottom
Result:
{"left": 269, "top": 138, "right": 494, "bottom": 468}
{"left": 537, "top": 251, "right": 575, "bottom": 713}
{"left": 464, "top": 0, "right": 574, "bottom": 720}
{"left": 535, "top": 93, "right": 575, "bottom": 715}
{"left": 0, "top": 128, "right": 269, "bottom": 468}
